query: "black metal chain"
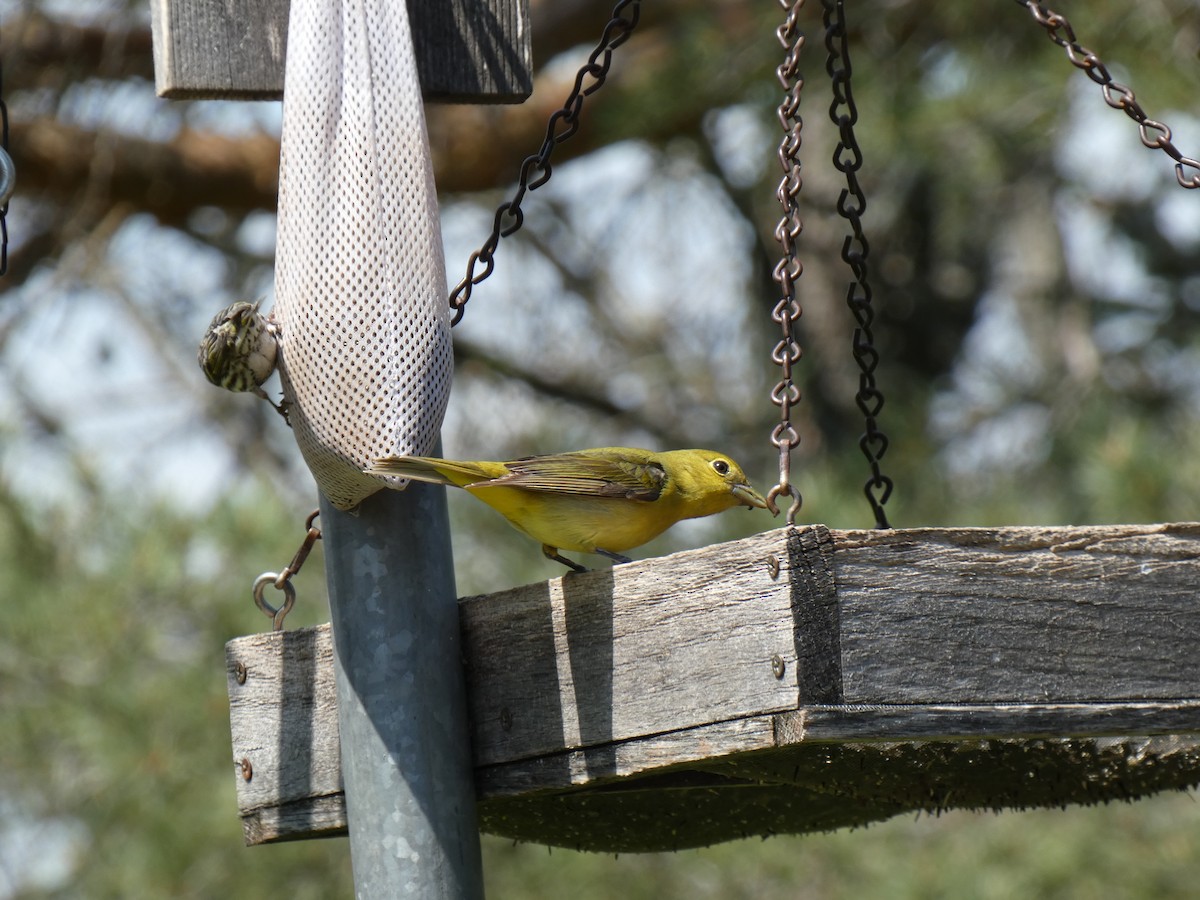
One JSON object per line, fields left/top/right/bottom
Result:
{"left": 1017, "top": 0, "right": 1200, "bottom": 189}
{"left": 447, "top": 0, "right": 641, "bottom": 326}
{"left": 766, "top": 0, "right": 807, "bottom": 526}
{"left": 823, "top": 0, "right": 892, "bottom": 529}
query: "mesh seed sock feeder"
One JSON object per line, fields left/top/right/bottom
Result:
{"left": 273, "top": 0, "right": 452, "bottom": 509}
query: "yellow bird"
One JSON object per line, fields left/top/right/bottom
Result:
{"left": 367, "top": 447, "right": 774, "bottom": 572}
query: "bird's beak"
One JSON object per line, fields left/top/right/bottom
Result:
{"left": 731, "top": 483, "right": 770, "bottom": 511}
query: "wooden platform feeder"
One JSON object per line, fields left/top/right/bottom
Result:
{"left": 227, "top": 523, "right": 1200, "bottom": 852}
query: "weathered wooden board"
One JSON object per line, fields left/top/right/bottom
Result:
{"left": 225, "top": 523, "right": 1200, "bottom": 848}
{"left": 226, "top": 628, "right": 342, "bottom": 836}
{"left": 775, "top": 702, "right": 1200, "bottom": 744}
{"left": 831, "top": 524, "right": 1200, "bottom": 704}
{"left": 460, "top": 528, "right": 810, "bottom": 767}
{"left": 475, "top": 716, "right": 782, "bottom": 799}
{"left": 150, "top": 0, "right": 532, "bottom": 101}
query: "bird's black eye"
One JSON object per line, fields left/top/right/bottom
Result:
{"left": 711, "top": 459, "right": 730, "bottom": 476}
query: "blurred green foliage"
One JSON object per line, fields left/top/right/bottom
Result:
{"left": 0, "top": 489, "right": 351, "bottom": 898}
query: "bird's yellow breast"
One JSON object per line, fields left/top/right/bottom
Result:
{"left": 466, "top": 485, "right": 684, "bottom": 553}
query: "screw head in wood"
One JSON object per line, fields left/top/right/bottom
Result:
{"left": 771, "top": 653, "right": 786, "bottom": 679}
{"left": 766, "top": 555, "right": 781, "bottom": 579}
{"left": 234, "top": 661, "right": 248, "bottom": 685}
{"left": 239, "top": 758, "right": 253, "bottom": 781}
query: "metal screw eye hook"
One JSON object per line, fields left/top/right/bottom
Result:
{"left": 0, "top": 146, "right": 14, "bottom": 207}
{"left": 253, "top": 572, "right": 296, "bottom": 632}
{"left": 766, "top": 483, "right": 803, "bottom": 527}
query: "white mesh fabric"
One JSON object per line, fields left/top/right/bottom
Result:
{"left": 273, "top": 0, "right": 452, "bottom": 510}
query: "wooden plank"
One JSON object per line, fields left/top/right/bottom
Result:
{"left": 475, "top": 716, "right": 781, "bottom": 799}
{"left": 459, "top": 528, "right": 805, "bottom": 766}
{"left": 482, "top": 701, "right": 1200, "bottom": 798}
{"left": 241, "top": 795, "right": 349, "bottom": 845}
{"left": 831, "top": 523, "right": 1200, "bottom": 704}
{"left": 775, "top": 701, "right": 1200, "bottom": 744}
{"left": 150, "top": 0, "right": 532, "bottom": 101}
{"left": 226, "top": 628, "right": 342, "bottom": 823}
{"left": 225, "top": 523, "right": 1200, "bottom": 846}
{"left": 231, "top": 708, "right": 1200, "bottom": 848}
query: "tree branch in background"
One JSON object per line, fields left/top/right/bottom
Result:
{"left": 453, "top": 337, "right": 694, "bottom": 449}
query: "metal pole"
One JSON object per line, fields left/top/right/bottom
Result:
{"left": 321, "top": 478, "right": 483, "bottom": 898}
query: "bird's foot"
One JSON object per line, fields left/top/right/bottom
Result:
{"left": 253, "top": 387, "right": 292, "bottom": 425}
{"left": 542, "top": 545, "right": 590, "bottom": 574}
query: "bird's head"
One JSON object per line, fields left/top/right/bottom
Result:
{"left": 666, "top": 449, "right": 771, "bottom": 518}
{"left": 197, "top": 300, "right": 277, "bottom": 392}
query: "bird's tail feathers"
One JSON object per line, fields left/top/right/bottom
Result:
{"left": 366, "top": 456, "right": 456, "bottom": 485}
{"left": 366, "top": 456, "right": 493, "bottom": 488}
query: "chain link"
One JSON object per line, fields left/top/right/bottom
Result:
{"left": 766, "top": 0, "right": 807, "bottom": 526}
{"left": 1017, "top": 0, "right": 1200, "bottom": 189}
{"left": 823, "top": 0, "right": 892, "bottom": 529}
{"left": 447, "top": 0, "right": 642, "bottom": 326}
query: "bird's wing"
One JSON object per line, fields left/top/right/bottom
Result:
{"left": 482, "top": 453, "right": 666, "bottom": 501}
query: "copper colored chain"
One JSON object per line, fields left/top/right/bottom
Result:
{"left": 766, "top": 0, "right": 806, "bottom": 526}
{"left": 1017, "top": 0, "right": 1200, "bottom": 189}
